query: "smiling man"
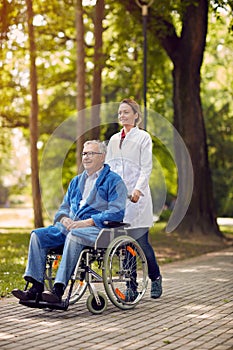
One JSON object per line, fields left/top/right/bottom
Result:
{"left": 12, "top": 140, "right": 127, "bottom": 304}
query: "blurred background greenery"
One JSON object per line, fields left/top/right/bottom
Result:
{"left": 0, "top": 1, "right": 233, "bottom": 298}
{"left": 0, "top": 1, "right": 232, "bottom": 219}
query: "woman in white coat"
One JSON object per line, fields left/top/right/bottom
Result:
{"left": 106, "top": 98, "right": 162, "bottom": 299}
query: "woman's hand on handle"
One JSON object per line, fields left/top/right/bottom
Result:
{"left": 129, "top": 189, "right": 141, "bottom": 203}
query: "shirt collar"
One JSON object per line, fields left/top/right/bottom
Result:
{"left": 86, "top": 166, "right": 103, "bottom": 179}
{"left": 121, "top": 126, "right": 138, "bottom": 138}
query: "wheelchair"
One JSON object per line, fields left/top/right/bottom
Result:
{"left": 19, "top": 223, "right": 148, "bottom": 314}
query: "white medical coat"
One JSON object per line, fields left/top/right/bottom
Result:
{"left": 106, "top": 127, "right": 153, "bottom": 228}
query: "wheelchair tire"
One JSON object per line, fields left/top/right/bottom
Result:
{"left": 44, "top": 254, "right": 59, "bottom": 291}
{"left": 64, "top": 278, "right": 88, "bottom": 305}
{"left": 45, "top": 252, "right": 88, "bottom": 305}
{"left": 64, "top": 252, "right": 88, "bottom": 305}
{"left": 86, "top": 292, "right": 108, "bottom": 314}
{"left": 103, "top": 235, "right": 148, "bottom": 310}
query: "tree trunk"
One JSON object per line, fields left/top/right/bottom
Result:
{"left": 121, "top": 0, "right": 221, "bottom": 236}
{"left": 75, "top": 0, "right": 86, "bottom": 170}
{"left": 26, "top": 0, "right": 43, "bottom": 228}
{"left": 161, "top": 0, "right": 221, "bottom": 235}
{"left": 90, "top": 0, "right": 105, "bottom": 140}
{"left": 0, "top": 0, "right": 10, "bottom": 48}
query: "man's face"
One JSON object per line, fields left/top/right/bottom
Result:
{"left": 82, "top": 143, "right": 105, "bottom": 175}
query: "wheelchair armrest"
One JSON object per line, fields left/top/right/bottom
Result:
{"left": 103, "top": 221, "right": 130, "bottom": 228}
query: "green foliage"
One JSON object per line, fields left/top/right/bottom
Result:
{"left": 159, "top": 208, "right": 172, "bottom": 222}
{"left": 202, "top": 8, "right": 233, "bottom": 216}
{"left": 0, "top": 0, "right": 232, "bottom": 218}
{"left": 0, "top": 124, "right": 12, "bottom": 177}
{"left": 0, "top": 126, "right": 31, "bottom": 205}
{"left": 150, "top": 133, "right": 177, "bottom": 215}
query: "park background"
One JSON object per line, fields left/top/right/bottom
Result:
{"left": 0, "top": 0, "right": 232, "bottom": 297}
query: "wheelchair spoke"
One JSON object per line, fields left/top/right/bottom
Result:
{"left": 103, "top": 236, "right": 148, "bottom": 310}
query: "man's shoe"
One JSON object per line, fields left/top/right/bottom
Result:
{"left": 151, "top": 276, "right": 162, "bottom": 299}
{"left": 42, "top": 290, "right": 61, "bottom": 303}
{"left": 42, "top": 284, "right": 64, "bottom": 303}
{"left": 12, "top": 288, "right": 39, "bottom": 301}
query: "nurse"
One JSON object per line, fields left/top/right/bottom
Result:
{"left": 106, "top": 98, "right": 162, "bottom": 299}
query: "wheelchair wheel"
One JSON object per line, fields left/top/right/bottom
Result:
{"left": 64, "top": 277, "right": 87, "bottom": 305}
{"left": 45, "top": 252, "right": 88, "bottom": 305}
{"left": 103, "top": 236, "right": 148, "bottom": 310}
{"left": 63, "top": 252, "right": 88, "bottom": 305}
{"left": 86, "top": 292, "right": 108, "bottom": 314}
{"left": 44, "top": 254, "right": 60, "bottom": 291}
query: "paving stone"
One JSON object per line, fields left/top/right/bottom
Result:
{"left": 0, "top": 247, "right": 232, "bottom": 350}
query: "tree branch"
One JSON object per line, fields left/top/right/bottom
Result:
{"left": 0, "top": 113, "right": 29, "bottom": 128}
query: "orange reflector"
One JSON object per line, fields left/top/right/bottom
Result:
{"left": 52, "top": 256, "right": 61, "bottom": 268}
{"left": 115, "top": 288, "right": 126, "bottom": 300}
{"left": 127, "top": 246, "right": 136, "bottom": 256}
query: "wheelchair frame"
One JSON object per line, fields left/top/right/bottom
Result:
{"left": 20, "top": 226, "right": 148, "bottom": 314}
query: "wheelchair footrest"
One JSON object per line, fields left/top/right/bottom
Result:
{"left": 19, "top": 299, "right": 69, "bottom": 311}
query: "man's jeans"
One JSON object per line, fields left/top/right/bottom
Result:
{"left": 24, "top": 232, "right": 84, "bottom": 287}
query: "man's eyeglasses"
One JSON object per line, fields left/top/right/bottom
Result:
{"left": 81, "top": 151, "right": 103, "bottom": 157}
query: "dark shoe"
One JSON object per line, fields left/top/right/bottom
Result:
{"left": 42, "top": 284, "right": 64, "bottom": 303}
{"left": 151, "top": 276, "right": 162, "bottom": 299}
{"left": 42, "top": 291, "right": 61, "bottom": 303}
{"left": 12, "top": 287, "right": 39, "bottom": 301}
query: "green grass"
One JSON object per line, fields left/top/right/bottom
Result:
{"left": 220, "top": 225, "right": 233, "bottom": 236}
{"left": 149, "top": 221, "right": 232, "bottom": 264}
{"left": 0, "top": 229, "right": 30, "bottom": 298}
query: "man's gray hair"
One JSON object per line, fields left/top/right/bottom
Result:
{"left": 84, "top": 140, "right": 107, "bottom": 154}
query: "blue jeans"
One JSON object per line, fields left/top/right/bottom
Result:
{"left": 24, "top": 232, "right": 84, "bottom": 287}
{"left": 128, "top": 228, "right": 161, "bottom": 281}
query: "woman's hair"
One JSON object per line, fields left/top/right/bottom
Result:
{"left": 84, "top": 140, "right": 107, "bottom": 154}
{"left": 120, "top": 98, "right": 142, "bottom": 126}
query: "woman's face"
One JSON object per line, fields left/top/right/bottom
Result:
{"left": 118, "top": 103, "right": 138, "bottom": 128}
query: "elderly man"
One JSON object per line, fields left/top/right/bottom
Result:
{"left": 12, "top": 140, "right": 127, "bottom": 304}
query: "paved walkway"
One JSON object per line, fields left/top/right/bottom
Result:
{"left": 0, "top": 247, "right": 232, "bottom": 350}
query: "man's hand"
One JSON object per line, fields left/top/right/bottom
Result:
{"left": 61, "top": 217, "right": 94, "bottom": 230}
{"left": 61, "top": 217, "right": 73, "bottom": 227}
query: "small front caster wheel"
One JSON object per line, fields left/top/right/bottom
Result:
{"left": 86, "top": 292, "right": 108, "bottom": 314}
